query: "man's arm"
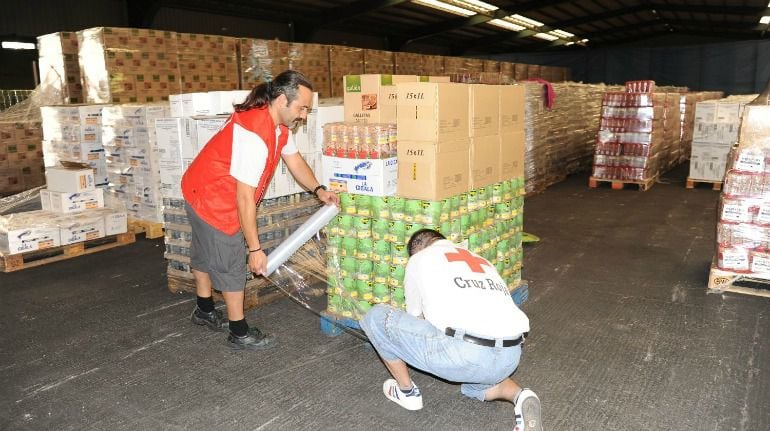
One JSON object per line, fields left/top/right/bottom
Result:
{"left": 236, "top": 180, "right": 267, "bottom": 275}
{"left": 282, "top": 152, "right": 339, "bottom": 206}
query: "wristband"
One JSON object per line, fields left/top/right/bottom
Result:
{"left": 248, "top": 248, "right": 262, "bottom": 253}
{"left": 313, "top": 184, "right": 327, "bottom": 196}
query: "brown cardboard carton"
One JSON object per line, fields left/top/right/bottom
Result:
{"left": 396, "top": 82, "right": 469, "bottom": 141}
{"left": 499, "top": 85, "right": 525, "bottom": 133}
{"left": 397, "top": 139, "right": 470, "bottom": 200}
{"left": 470, "top": 135, "right": 499, "bottom": 188}
{"left": 469, "top": 84, "right": 500, "bottom": 137}
{"left": 344, "top": 74, "right": 418, "bottom": 123}
{"left": 500, "top": 131, "right": 525, "bottom": 180}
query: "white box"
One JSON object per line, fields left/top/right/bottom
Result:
{"left": 41, "top": 188, "right": 105, "bottom": 213}
{"left": 58, "top": 213, "right": 106, "bottom": 245}
{"left": 212, "top": 90, "right": 250, "bottom": 115}
{"left": 306, "top": 98, "right": 344, "bottom": 154}
{"left": 321, "top": 156, "right": 397, "bottom": 196}
{"left": 101, "top": 209, "right": 128, "bottom": 235}
{"left": 45, "top": 166, "right": 96, "bottom": 193}
{"left": 0, "top": 211, "right": 61, "bottom": 255}
{"left": 689, "top": 141, "right": 732, "bottom": 182}
{"left": 182, "top": 93, "right": 216, "bottom": 117}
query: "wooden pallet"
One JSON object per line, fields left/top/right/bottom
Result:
{"left": 707, "top": 264, "right": 770, "bottom": 298}
{"left": 588, "top": 176, "right": 657, "bottom": 191}
{"left": 320, "top": 280, "right": 530, "bottom": 337}
{"left": 0, "top": 232, "right": 136, "bottom": 273}
{"left": 686, "top": 177, "right": 722, "bottom": 191}
{"left": 167, "top": 268, "right": 284, "bottom": 310}
{"left": 128, "top": 218, "right": 164, "bottom": 239}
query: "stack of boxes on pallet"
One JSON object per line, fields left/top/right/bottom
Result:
{"left": 592, "top": 80, "right": 678, "bottom": 184}
{"left": 321, "top": 75, "right": 526, "bottom": 320}
{"left": 689, "top": 96, "right": 755, "bottom": 184}
{"left": 159, "top": 92, "right": 344, "bottom": 281}
{"left": 0, "top": 165, "right": 127, "bottom": 256}
{"left": 40, "top": 105, "right": 109, "bottom": 186}
{"left": 713, "top": 104, "right": 770, "bottom": 281}
{"left": 240, "top": 39, "right": 332, "bottom": 98}
{"left": 0, "top": 122, "right": 44, "bottom": 195}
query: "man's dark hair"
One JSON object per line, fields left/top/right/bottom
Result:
{"left": 407, "top": 229, "right": 446, "bottom": 256}
{"left": 234, "top": 70, "right": 313, "bottom": 112}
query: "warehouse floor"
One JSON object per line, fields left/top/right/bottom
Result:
{"left": 2, "top": 165, "right": 769, "bottom": 431}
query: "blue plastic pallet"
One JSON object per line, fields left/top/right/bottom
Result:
{"left": 320, "top": 281, "right": 529, "bottom": 337}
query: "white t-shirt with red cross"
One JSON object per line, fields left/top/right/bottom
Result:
{"left": 404, "top": 239, "right": 530, "bottom": 339}
{"left": 229, "top": 123, "right": 299, "bottom": 187}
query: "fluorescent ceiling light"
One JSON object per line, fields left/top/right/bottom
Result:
{"left": 565, "top": 41, "right": 575, "bottom": 46}
{"left": 488, "top": 19, "right": 526, "bottom": 32}
{"left": 532, "top": 32, "right": 559, "bottom": 41}
{"left": 2, "top": 41, "right": 35, "bottom": 50}
{"left": 581, "top": 38, "right": 589, "bottom": 43}
{"left": 550, "top": 29, "right": 575, "bottom": 38}
{"left": 760, "top": 16, "right": 770, "bottom": 24}
{"left": 456, "top": 0, "right": 498, "bottom": 12}
{"left": 511, "top": 14, "right": 544, "bottom": 27}
{"left": 412, "top": 0, "right": 476, "bottom": 17}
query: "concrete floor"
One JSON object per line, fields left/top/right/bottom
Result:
{"left": 2, "top": 165, "right": 769, "bottom": 431}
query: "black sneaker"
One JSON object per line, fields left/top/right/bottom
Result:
{"left": 227, "top": 327, "right": 277, "bottom": 351}
{"left": 190, "top": 306, "right": 228, "bottom": 332}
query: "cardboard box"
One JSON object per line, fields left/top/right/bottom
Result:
{"left": 500, "top": 131, "right": 525, "bottom": 180}
{"left": 343, "top": 74, "right": 418, "bottom": 123}
{"left": 41, "top": 188, "right": 105, "bottom": 213}
{"left": 469, "top": 85, "right": 499, "bottom": 137}
{"left": 321, "top": 156, "right": 397, "bottom": 196}
{"left": 99, "top": 209, "right": 128, "bottom": 235}
{"left": 499, "top": 85, "right": 525, "bottom": 133}
{"left": 689, "top": 141, "right": 731, "bottom": 182}
{"left": 58, "top": 213, "right": 106, "bottom": 245}
{"left": 418, "top": 76, "right": 451, "bottom": 83}
{"left": 182, "top": 92, "right": 217, "bottom": 116}
{"left": 192, "top": 116, "right": 228, "bottom": 151}
{"left": 295, "top": 96, "right": 344, "bottom": 154}
{"left": 0, "top": 210, "right": 61, "bottom": 254}
{"left": 45, "top": 165, "right": 96, "bottom": 193}
{"left": 396, "top": 82, "right": 469, "bottom": 142}
{"left": 470, "top": 135, "right": 499, "bottom": 188}
{"left": 397, "top": 139, "right": 469, "bottom": 200}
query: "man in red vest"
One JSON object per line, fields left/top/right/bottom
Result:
{"left": 182, "top": 70, "right": 338, "bottom": 351}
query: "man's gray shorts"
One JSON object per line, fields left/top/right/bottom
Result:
{"left": 185, "top": 202, "right": 247, "bottom": 292}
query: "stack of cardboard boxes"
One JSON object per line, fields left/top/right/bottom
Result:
{"left": 176, "top": 33, "right": 239, "bottom": 93}
{"left": 240, "top": 39, "right": 332, "bottom": 98}
{"left": 0, "top": 122, "right": 44, "bottom": 195}
{"left": 40, "top": 105, "right": 109, "bottom": 186}
{"left": 37, "top": 32, "right": 83, "bottom": 103}
{"left": 689, "top": 96, "right": 755, "bottom": 183}
{"left": 0, "top": 165, "right": 127, "bottom": 255}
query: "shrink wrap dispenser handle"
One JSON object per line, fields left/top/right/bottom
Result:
{"left": 264, "top": 204, "right": 340, "bottom": 276}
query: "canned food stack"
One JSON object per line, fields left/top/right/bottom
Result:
{"left": 322, "top": 122, "right": 397, "bottom": 159}
{"left": 715, "top": 105, "right": 770, "bottom": 274}
{"left": 592, "top": 81, "right": 668, "bottom": 182}
{"left": 324, "top": 178, "right": 525, "bottom": 320}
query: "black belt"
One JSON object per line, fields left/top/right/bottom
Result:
{"left": 445, "top": 328, "right": 526, "bottom": 348}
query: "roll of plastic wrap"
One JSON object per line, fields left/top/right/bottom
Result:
{"left": 265, "top": 204, "right": 339, "bottom": 275}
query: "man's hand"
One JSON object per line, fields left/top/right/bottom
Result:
{"left": 316, "top": 188, "right": 340, "bottom": 207}
{"left": 248, "top": 250, "right": 268, "bottom": 276}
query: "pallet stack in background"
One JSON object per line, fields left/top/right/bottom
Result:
{"left": 678, "top": 91, "right": 724, "bottom": 166}
{"left": 710, "top": 104, "right": 770, "bottom": 294}
{"left": 688, "top": 95, "right": 756, "bottom": 187}
{"left": 524, "top": 82, "right": 622, "bottom": 195}
{"left": 321, "top": 77, "right": 527, "bottom": 320}
{"left": 0, "top": 122, "right": 44, "bottom": 195}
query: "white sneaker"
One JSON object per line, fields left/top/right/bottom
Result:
{"left": 382, "top": 379, "right": 423, "bottom": 411}
{"left": 514, "top": 388, "right": 542, "bottom": 431}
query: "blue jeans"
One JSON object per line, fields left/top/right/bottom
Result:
{"left": 360, "top": 304, "right": 522, "bottom": 401}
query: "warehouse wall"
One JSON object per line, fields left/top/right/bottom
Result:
{"left": 492, "top": 39, "right": 770, "bottom": 95}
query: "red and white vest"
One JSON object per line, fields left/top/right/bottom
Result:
{"left": 182, "top": 107, "right": 289, "bottom": 235}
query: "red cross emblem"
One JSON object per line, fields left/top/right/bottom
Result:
{"left": 444, "top": 248, "right": 490, "bottom": 273}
